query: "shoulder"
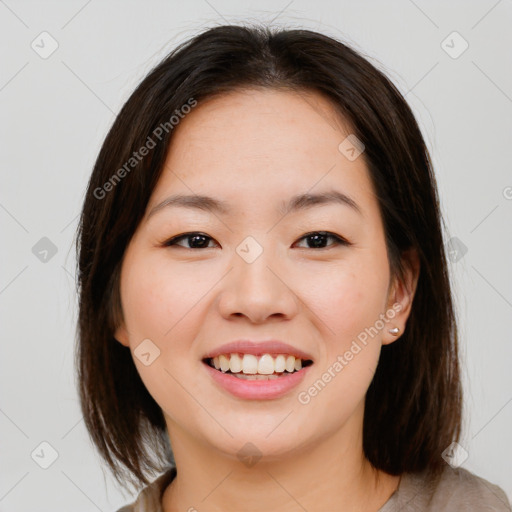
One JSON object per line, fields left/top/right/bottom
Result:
{"left": 392, "top": 465, "right": 511, "bottom": 511}
{"left": 114, "top": 466, "right": 177, "bottom": 512}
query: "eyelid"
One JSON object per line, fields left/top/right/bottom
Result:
{"left": 163, "top": 231, "right": 351, "bottom": 250}
{"left": 294, "top": 231, "right": 351, "bottom": 249}
{"left": 163, "top": 232, "right": 219, "bottom": 249}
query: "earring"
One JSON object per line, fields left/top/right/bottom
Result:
{"left": 388, "top": 326, "right": 400, "bottom": 336}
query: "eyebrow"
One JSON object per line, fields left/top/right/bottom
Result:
{"left": 147, "top": 189, "right": 362, "bottom": 220}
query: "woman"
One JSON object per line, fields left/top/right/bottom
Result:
{"left": 75, "top": 24, "right": 511, "bottom": 511}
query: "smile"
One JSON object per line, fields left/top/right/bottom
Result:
{"left": 205, "top": 353, "right": 313, "bottom": 379}
{"left": 202, "top": 353, "right": 314, "bottom": 399}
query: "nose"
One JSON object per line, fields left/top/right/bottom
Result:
{"left": 216, "top": 248, "right": 299, "bottom": 324}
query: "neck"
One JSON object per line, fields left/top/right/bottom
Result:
{"left": 161, "top": 408, "right": 399, "bottom": 512}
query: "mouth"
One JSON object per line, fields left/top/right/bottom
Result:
{"left": 202, "top": 353, "right": 314, "bottom": 380}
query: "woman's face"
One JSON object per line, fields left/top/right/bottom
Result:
{"left": 115, "top": 88, "right": 417, "bottom": 460}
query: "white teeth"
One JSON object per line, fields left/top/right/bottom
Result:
{"left": 274, "top": 354, "right": 286, "bottom": 373}
{"left": 208, "top": 353, "right": 310, "bottom": 375}
{"left": 242, "top": 354, "right": 258, "bottom": 374}
{"left": 257, "top": 354, "right": 275, "bottom": 375}
{"left": 285, "top": 355, "right": 295, "bottom": 373}
{"left": 233, "top": 373, "right": 280, "bottom": 380}
{"left": 219, "top": 354, "right": 230, "bottom": 372}
{"left": 229, "top": 353, "right": 243, "bottom": 373}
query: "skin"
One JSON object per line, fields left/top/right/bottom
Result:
{"left": 115, "top": 88, "right": 420, "bottom": 511}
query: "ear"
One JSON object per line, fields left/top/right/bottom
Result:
{"left": 114, "top": 323, "right": 130, "bottom": 347}
{"left": 382, "top": 247, "right": 420, "bottom": 345}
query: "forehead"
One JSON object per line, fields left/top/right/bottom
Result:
{"left": 166, "top": 88, "right": 351, "bottom": 166}
{"left": 147, "top": 88, "right": 377, "bottom": 219}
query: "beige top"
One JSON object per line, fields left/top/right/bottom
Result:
{"left": 116, "top": 465, "right": 511, "bottom": 511}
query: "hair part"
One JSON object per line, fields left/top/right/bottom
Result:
{"left": 75, "top": 22, "right": 462, "bottom": 491}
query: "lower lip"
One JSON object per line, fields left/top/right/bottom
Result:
{"left": 203, "top": 361, "right": 312, "bottom": 400}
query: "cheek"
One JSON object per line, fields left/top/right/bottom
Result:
{"left": 121, "top": 273, "right": 170, "bottom": 338}
{"left": 120, "top": 258, "right": 211, "bottom": 416}
{"left": 295, "top": 266, "right": 388, "bottom": 421}
{"left": 121, "top": 256, "right": 214, "bottom": 340}
{"left": 306, "top": 261, "right": 389, "bottom": 347}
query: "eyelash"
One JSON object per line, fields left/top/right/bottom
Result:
{"left": 162, "top": 231, "right": 351, "bottom": 250}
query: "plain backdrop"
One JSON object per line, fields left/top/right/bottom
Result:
{"left": 1, "top": 0, "right": 511, "bottom": 510}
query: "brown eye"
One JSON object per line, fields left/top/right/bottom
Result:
{"left": 164, "top": 232, "right": 218, "bottom": 249}
{"left": 294, "top": 231, "right": 349, "bottom": 249}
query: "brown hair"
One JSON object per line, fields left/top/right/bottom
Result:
{"left": 75, "top": 23, "right": 463, "bottom": 491}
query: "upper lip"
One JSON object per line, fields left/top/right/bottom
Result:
{"left": 202, "top": 340, "right": 314, "bottom": 361}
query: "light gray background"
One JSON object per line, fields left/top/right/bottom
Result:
{"left": 1, "top": 0, "right": 511, "bottom": 510}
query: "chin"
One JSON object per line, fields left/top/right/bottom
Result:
{"left": 198, "top": 422, "right": 312, "bottom": 463}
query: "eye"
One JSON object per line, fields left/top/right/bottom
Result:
{"left": 162, "top": 231, "right": 350, "bottom": 250}
{"left": 294, "top": 231, "right": 350, "bottom": 249}
{"left": 163, "top": 232, "right": 219, "bottom": 249}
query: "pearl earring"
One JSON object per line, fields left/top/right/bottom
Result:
{"left": 388, "top": 327, "right": 400, "bottom": 336}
